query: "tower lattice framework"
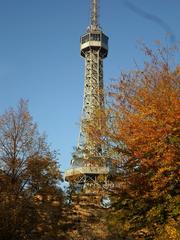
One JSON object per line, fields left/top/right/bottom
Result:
{"left": 65, "top": 0, "right": 110, "bottom": 188}
{"left": 78, "top": 0, "right": 108, "bottom": 151}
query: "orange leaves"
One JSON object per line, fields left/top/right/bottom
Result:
{"left": 93, "top": 45, "right": 180, "bottom": 239}
{"left": 116, "top": 68, "right": 179, "bottom": 159}
{"left": 78, "top": 45, "right": 180, "bottom": 239}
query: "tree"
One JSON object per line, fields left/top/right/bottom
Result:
{"left": 85, "top": 44, "right": 180, "bottom": 239}
{"left": 0, "top": 100, "right": 67, "bottom": 240}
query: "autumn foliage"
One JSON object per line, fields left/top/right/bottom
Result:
{"left": 85, "top": 45, "right": 180, "bottom": 239}
{"left": 0, "top": 100, "right": 67, "bottom": 240}
{"left": 0, "top": 45, "right": 179, "bottom": 240}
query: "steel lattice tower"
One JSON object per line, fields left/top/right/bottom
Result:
{"left": 78, "top": 0, "right": 108, "bottom": 150}
{"left": 65, "top": 0, "right": 110, "bottom": 187}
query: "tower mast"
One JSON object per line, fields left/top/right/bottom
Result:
{"left": 65, "top": 0, "right": 109, "bottom": 189}
{"left": 91, "top": 0, "right": 99, "bottom": 29}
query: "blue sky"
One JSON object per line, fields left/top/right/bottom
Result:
{"left": 0, "top": 0, "right": 180, "bottom": 174}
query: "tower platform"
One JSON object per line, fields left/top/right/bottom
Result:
{"left": 64, "top": 165, "right": 110, "bottom": 181}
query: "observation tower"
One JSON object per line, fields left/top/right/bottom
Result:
{"left": 65, "top": 0, "right": 110, "bottom": 192}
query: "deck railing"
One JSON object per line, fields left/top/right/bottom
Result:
{"left": 64, "top": 165, "right": 109, "bottom": 179}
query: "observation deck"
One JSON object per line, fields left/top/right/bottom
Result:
{"left": 64, "top": 165, "right": 110, "bottom": 182}
{"left": 80, "top": 31, "right": 108, "bottom": 58}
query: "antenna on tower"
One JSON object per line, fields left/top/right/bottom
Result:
{"left": 91, "top": 0, "right": 100, "bottom": 30}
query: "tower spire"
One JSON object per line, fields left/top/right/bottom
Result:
{"left": 91, "top": 0, "right": 99, "bottom": 29}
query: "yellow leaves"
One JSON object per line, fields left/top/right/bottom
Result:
{"left": 22, "top": 111, "right": 30, "bottom": 121}
{"left": 174, "top": 65, "right": 180, "bottom": 79}
{"left": 156, "top": 166, "right": 174, "bottom": 176}
{"left": 155, "top": 218, "right": 180, "bottom": 240}
{"left": 111, "top": 61, "right": 179, "bottom": 180}
{"left": 165, "top": 225, "right": 178, "bottom": 240}
{"left": 146, "top": 206, "right": 161, "bottom": 219}
{"left": 123, "top": 221, "right": 131, "bottom": 231}
{"left": 34, "top": 194, "right": 43, "bottom": 202}
{"left": 78, "top": 46, "right": 180, "bottom": 239}
{"left": 34, "top": 191, "right": 62, "bottom": 211}
{"left": 103, "top": 46, "right": 180, "bottom": 239}
{"left": 51, "top": 200, "right": 60, "bottom": 207}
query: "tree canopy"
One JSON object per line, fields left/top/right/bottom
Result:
{"left": 84, "top": 45, "right": 180, "bottom": 239}
{"left": 0, "top": 45, "right": 179, "bottom": 240}
{"left": 0, "top": 100, "right": 67, "bottom": 240}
